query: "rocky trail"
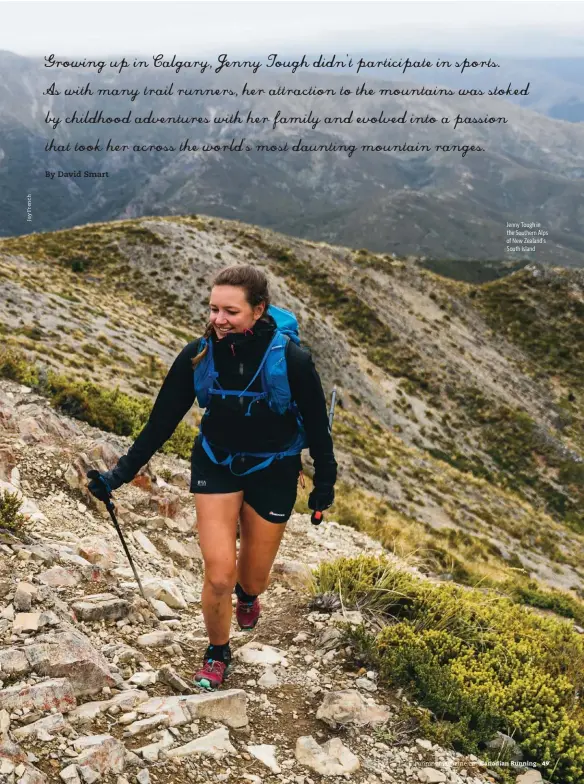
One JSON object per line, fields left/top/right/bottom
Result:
{"left": 0, "top": 380, "right": 543, "bottom": 784}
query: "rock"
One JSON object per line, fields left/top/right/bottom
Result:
{"left": 13, "top": 612, "right": 42, "bottom": 634}
{"left": 38, "top": 566, "right": 80, "bottom": 588}
{"left": 355, "top": 677, "right": 377, "bottom": 692}
{"left": 157, "top": 666, "right": 192, "bottom": 694}
{"left": 149, "top": 494, "right": 180, "bottom": 520}
{"left": 330, "top": 610, "right": 363, "bottom": 626}
{"left": 417, "top": 768, "right": 447, "bottom": 783}
{"left": 14, "top": 582, "right": 37, "bottom": 612}
{"left": 150, "top": 599, "right": 179, "bottom": 620}
{"left": 235, "top": 642, "right": 286, "bottom": 666}
{"left": 129, "top": 672, "right": 157, "bottom": 688}
{"left": 317, "top": 627, "right": 342, "bottom": 651}
{"left": 136, "top": 631, "right": 174, "bottom": 648}
{"left": 136, "top": 770, "right": 150, "bottom": 784}
{"left": 415, "top": 739, "right": 434, "bottom": 751}
{"left": 78, "top": 765, "right": 101, "bottom": 784}
{"left": 0, "top": 758, "right": 15, "bottom": 775}
{"left": 19, "top": 765, "right": 49, "bottom": 783}
{"left": 107, "top": 690, "right": 150, "bottom": 712}
{"left": 0, "top": 738, "right": 28, "bottom": 770}
{"left": 71, "top": 595, "right": 130, "bottom": 622}
{"left": 316, "top": 690, "right": 390, "bottom": 728}
{"left": 122, "top": 749, "right": 143, "bottom": 769}
{"left": 25, "top": 630, "right": 116, "bottom": 696}
{"left": 143, "top": 579, "right": 187, "bottom": 610}
{"left": 258, "top": 669, "right": 279, "bottom": 689}
{"left": 133, "top": 531, "right": 159, "bottom": 557}
{"left": 135, "top": 696, "right": 189, "bottom": 727}
{"left": 0, "top": 647, "right": 32, "bottom": 678}
{"left": 123, "top": 714, "right": 168, "bottom": 737}
{"left": 182, "top": 690, "right": 248, "bottom": 728}
{"left": 247, "top": 744, "right": 281, "bottom": 773}
{"left": 165, "top": 726, "right": 236, "bottom": 759}
{"left": 77, "top": 538, "right": 117, "bottom": 569}
{"left": 101, "top": 643, "right": 139, "bottom": 664}
{"left": 0, "top": 709, "right": 9, "bottom": 736}
{"left": 164, "top": 537, "right": 200, "bottom": 561}
{"left": 137, "top": 729, "right": 175, "bottom": 762}
{"left": 0, "top": 678, "right": 76, "bottom": 714}
{"left": 60, "top": 764, "right": 81, "bottom": 783}
{"left": 67, "top": 703, "right": 105, "bottom": 725}
{"left": 131, "top": 473, "right": 153, "bottom": 494}
{"left": 485, "top": 731, "right": 524, "bottom": 762}
{"left": 515, "top": 772, "right": 544, "bottom": 784}
{"left": 272, "top": 559, "right": 312, "bottom": 587}
{"left": 137, "top": 689, "right": 248, "bottom": 729}
{"left": 295, "top": 735, "right": 360, "bottom": 776}
{"left": 162, "top": 516, "right": 192, "bottom": 534}
{"left": 74, "top": 735, "right": 126, "bottom": 775}
{"left": 13, "top": 712, "right": 69, "bottom": 741}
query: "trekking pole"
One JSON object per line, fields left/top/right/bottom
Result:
{"left": 86, "top": 470, "right": 149, "bottom": 603}
{"left": 311, "top": 386, "right": 337, "bottom": 526}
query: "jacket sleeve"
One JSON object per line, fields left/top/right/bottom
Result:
{"left": 113, "top": 340, "right": 200, "bottom": 482}
{"left": 286, "top": 341, "right": 337, "bottom": 489}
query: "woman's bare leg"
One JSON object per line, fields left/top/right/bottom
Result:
{"left": 195, "top": 492, "right": 243, "bottom": 644}
{"left": 236, "top": 501, "right": 288, "bottom": 596}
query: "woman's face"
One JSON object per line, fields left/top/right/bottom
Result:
{"left": 209, "top": 285, "right": 265, "bottom": 339}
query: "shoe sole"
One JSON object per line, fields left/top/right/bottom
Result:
{"left": 238, "top": 620, "right": 259, "bottom": 630}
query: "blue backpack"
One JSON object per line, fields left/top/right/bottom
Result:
{"left": 193, "top": 305, "right": 308, "bottom": 476}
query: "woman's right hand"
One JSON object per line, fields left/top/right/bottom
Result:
{"left": 308, "top": 484, "right": 335, "bottom": 512}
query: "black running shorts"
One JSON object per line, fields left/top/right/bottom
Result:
{"left": 189, "top": 439, "right": 302, "bottom": 524}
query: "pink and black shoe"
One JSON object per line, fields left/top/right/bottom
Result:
{"left": 236, "top": 597, "right": 261, "bottom": 630}
{"left": 194, "top": 645, "right": 232, "bottom": 690}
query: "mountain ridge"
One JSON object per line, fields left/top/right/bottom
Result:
{"left": 1, "top": 214, "right": 582, "bottom": 605}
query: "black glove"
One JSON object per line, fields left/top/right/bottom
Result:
{"left": 308, "top": 485, "right": 335, "bottom": 512}
{"left": 86, "top": 469, "right": 125, "bottom": 503}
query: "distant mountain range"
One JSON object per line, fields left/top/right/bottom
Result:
{"left": 0, "top": 49, "right": 583, "bottom": 267}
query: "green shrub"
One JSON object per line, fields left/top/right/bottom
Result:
{"left": 312, "top": 554, "right": 584, "bottom": 783}
{"left": 0, "top": 490, "right": 26, "bottom": 533}
{"left": 0, "top": 349, "right": 40, "bottom": 386}
{"left": 499, "top": 578, "right": 584, "bottom": 626}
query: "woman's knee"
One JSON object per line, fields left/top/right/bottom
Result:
{"left": 238, "top": 573, "right": 270, "bottom": 596}
{"left": 204, "top": 566, "right": 237, "bottom": 596}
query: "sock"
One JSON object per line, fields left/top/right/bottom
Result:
{"left": 205, "top": 642, "right": 231, "bottom": 664}
{"left": 235, "top": 582, "right": 258, "bottom": 604}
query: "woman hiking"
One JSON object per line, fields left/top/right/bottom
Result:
{"left": 87, "top": 264, "right": 337, "bottom": 690}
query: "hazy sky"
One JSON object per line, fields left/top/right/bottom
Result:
{"left": 1, "top": 1, "right": 583, "bottom": 57}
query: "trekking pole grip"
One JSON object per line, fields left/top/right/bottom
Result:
{"left": 87, "top": 469, "right": 115, "bottom": 511}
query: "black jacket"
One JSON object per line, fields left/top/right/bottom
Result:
{"left": 113, "top": 315, "right": 337, "bottom": 489}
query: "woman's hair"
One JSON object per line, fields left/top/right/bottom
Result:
{"left": 191, "top": 265, "right": 271, "bottom": 369}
